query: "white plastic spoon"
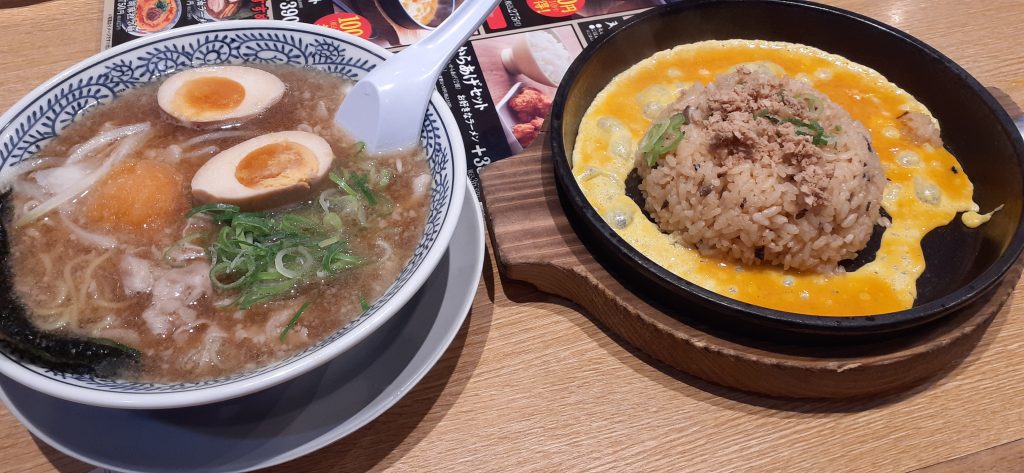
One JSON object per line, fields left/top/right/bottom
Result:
{"left": 335, "top": 0, "right": 502, "bottom": 153}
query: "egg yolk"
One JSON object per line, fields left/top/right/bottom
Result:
{"left": 173, "top": 76, "right": 246, "bottom": 119}
{"left": 235, "top": 141, "right": 318, "bottom": 189}
{"left": 84, "top": 160, "right": 187, "bottom": 236}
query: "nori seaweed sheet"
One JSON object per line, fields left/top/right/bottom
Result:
{"left": 0, "top": 190, "right": 140, "bottom": 377}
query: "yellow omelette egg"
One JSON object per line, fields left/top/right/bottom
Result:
{"left": 572, "top": 40, "right": 987, "bottom": 316}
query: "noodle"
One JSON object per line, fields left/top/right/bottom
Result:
{"left": 32, "top": 311, "right": 70, "bottom": 331}
{"left": 92, "top": 297, "right": 135, "bottom": 310}
{"left": 28, "top": 253, "right": 73, "bottom": 325}
{"left": 62, "top": 253, "right": 97, "bottom": 329}
{"left": 39, "top": 252, "right": 54, "bottom": 282}
{"left": 76, "top": 251, "right": 128, "bottom": 313}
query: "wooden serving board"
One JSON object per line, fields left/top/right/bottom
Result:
{"left": 478, "top": 133, "right": 1022, "bottom": 399}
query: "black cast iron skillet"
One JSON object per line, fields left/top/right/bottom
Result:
{"left": 550, "top": 0, "right": 1024, "bottom": 337}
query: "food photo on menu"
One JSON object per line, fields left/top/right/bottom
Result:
{"left": 2, "top": 0, "right": 1024, "bottom": 471}
{"left": 102, "top": 0, "right": 672, "bottom": 178}
{"left": 474, "top": 28, "right": 581, "bottom": 151}
{"left": 107, "top": 0, "right": 467, "bottom": 48}
{"left": 326, "top": 0, "right": 461, "bottom": 48}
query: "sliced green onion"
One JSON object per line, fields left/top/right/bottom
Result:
{"left": 795, "top": 93, "right": 823, "bottom": 115}
{"left": 318, "top": 236, "right": 340, "bottom": 248}
{"left": 754, "top": 112, "right": 832, "bottom": 147}
{"left": 753, "top": 110, "right": 783, "bottom": 124}
{"left": 280, "top": 302, "right": 312, "bottom": 341}
{"left": 322, "top": 242, "right": 360, "bottom": 273}
{"left": 359, "top": 296, "right": 369, "bottom": 312}
{"left": 783, "top": 117, "right": 831, "bottom": 146}
{"left": 328, "top": 253, "right": 361, "bottom": 272}
{"left": 232, "top": 213, "right": 273, "bottom": 235}
{"left": 238, "top": 280, "right": 296, "bottom": 309}
{"left": 163, "top": 232, "right": 206, "bottom": 267}
{"left": 216, "top": 226, "right": 244, "bottom": 256}
{"left": 657, "top": 113, "right": 686, "bottom": 154}
{"left": 91, "top": 338, "right": 142, "bottom": 358}
{"left": 186, "top": 182, "right": 372, "bottom": 310}
{"left": 210, "top": 259, "right": 256, "bottom": 290}
{"left": 187, "top": 203, "right": 241, "bottom": 221}
{"left": 640, "top": 112, "right": 687, "bottom": 167}
{"left": 275, "top": 246, "right": 314, "bottom": 279}
{"left": 281, "top": 214, "right": 318, "bottom": 229}
{"left": 330, "top": 171, "right": 359, "bottom": 197}
{"left": 350, "top": 172, "right": 377, "bottom": 205}
{"left": 639, "top": 118, "right": 671, "bottom": 155}
{"left": 323, "top": 212, "right": 343, "bottom": 231}
{"left": 318, "top": 189, "right": 341, "bottom": 212}
{"left": 322, "top": 244, "right": 342, "bottom": 272}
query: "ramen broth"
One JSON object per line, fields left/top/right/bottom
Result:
{"left": 3, "top": 66, "right": 430, "bottom": 382}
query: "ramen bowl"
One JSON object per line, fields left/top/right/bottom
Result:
{"left": 0, "top": 20, "right": 466, "bottom": 408}
{"left": 550, "top": 0, "right": 1024, "bottom": 337}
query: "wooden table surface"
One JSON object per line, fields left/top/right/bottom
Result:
{"left": 2, "top": 0, "right": 1024, "bottom": 471}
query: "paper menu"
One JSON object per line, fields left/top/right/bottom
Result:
{"left": 100, "top": 0, "right": 677, "bottom": 190}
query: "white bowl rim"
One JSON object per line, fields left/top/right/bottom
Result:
{"left": 0, "top": 19, "right": 467, "bottom": 409}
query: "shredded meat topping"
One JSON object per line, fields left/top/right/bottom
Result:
{"left": 695, "top": 67, "right": 832, "bottom": 207}
{"left": 635, "top": 65, "right": 885, "bottom": 272}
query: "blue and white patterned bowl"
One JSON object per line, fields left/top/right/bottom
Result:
{"left": 0, "top": 21, "right": 466, "bottom": 409}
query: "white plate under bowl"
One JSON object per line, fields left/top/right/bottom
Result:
{"left": 0, "top": 182, "right": 483, "bottom": 473}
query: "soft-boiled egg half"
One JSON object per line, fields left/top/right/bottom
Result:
{"left": 192, "top": 131, "right": 334, "bottom": 209}
{"left": 157, "top": 66, "right": 285, "bottom": 127}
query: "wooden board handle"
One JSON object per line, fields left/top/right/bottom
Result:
{"left": 478, "top": 135, "right": 1020, "bottom": 398}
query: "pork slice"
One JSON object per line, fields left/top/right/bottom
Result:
{"left": 120, "top": 255, "right": 155, "bottom": 296}
{"left": 122, "top": 257, "right": 212, "bottom": 337}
